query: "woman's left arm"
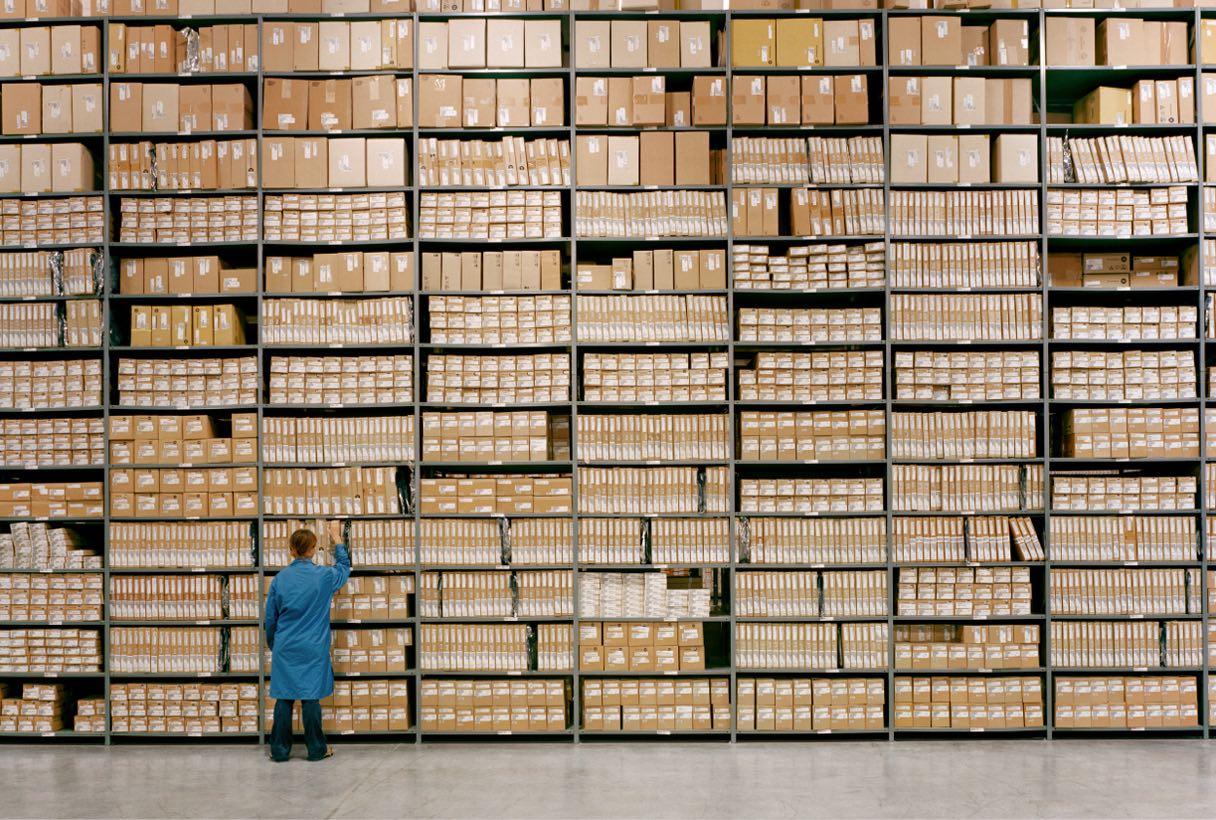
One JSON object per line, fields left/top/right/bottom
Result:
{"left": 330, "top": 543, "right": 352, "bottom": 592}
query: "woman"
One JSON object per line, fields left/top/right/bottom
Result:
{"left": 265, "top": 522, "right": 352, "bottom": 762}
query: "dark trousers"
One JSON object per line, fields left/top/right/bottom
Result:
{"left": 270, "top": 698, "right": 328, "bottom": 761}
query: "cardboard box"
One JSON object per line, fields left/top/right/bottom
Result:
{"left": 888, "top": 17, "right": 921, "bottom": 66}
{"left": 1046, "top": 17, "right": 1095, "bottom": 67}
{"left": 922, "top": 16, "right": 963, "bottom": 66}
{"left": 958, "top": 133, "right": 991, "bottom": 184}
{"left": 263, "top": 78, "right": 307, "bottom": 131}
{"left": 732, "top": 19, "right": 774, "bottom": 67}
{"left": 1074, "top": 86, "right": 1132, "bottom": 126}
{"left": 891, "top": 133, "right": 927, "bottom": 184}
{"left": 993, "top": 133, "right": 1037, "bottom": 183}
{"left": 2, "top": 83, "right": 40, "bottom": 135}
{"left": 309, "top": 79, "right": 352, "bottom": 131}
{"left": 1097, "top": 18, "right": 1140, "bottom": 67}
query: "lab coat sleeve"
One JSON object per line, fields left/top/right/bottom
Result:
{"left": 264, "top": 582, "right": 281, "bottom": 650}
{"left": 330, "top": 543, "right": 352, "bottom": 593}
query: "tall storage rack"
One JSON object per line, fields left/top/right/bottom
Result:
{"left": 0, "top": 2, "right": 1212, "bottom": 744}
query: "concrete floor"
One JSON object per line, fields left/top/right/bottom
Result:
{"left": 1, "top": 741, "right": 1213, "bottom": 819}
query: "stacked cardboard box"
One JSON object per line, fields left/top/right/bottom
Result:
{"left": 1050, "top": 516, "right": 1196, "bottom": 563}
{"left": 732, "top": 74, "right": 871, "bottom": 125}
{"left": 420, "top": 74, "right": 560, "bottom": 128}
{"left": 115, "top": 355, "right": 257, "bottom": 408}
{"left": 109, "top": 465, "right": 258, "bottom": 518}
{"left": 575, "top": 413, "right": 728, "bottom": 462}
{"left": 897, "top": 566, "right": 1033, "bottom": 617}
{"left": 0, "top": 417, "right": 104, "bottom": 466}
{"left": 890, "top": 411, "right": 1037, "bottom": 460}
{"left": 1051, "top": 568, "right": 1202, "bottom": 616}
{"left": 418, "top": 137, "right": 569, "bottom": 187}
{"left": 109, "top": 412, "right": 256, "bottom": 466}
{"left": 330, "top": 576, "right": 413, "bottom": 622}
{"left": 419, "top": 679, "right": 565, "bottom": 733}
{"left": 891, "top": 134, "right": 1036, "bottom": 185}
{"left": 892, "top": 516, "right": 1042, "bottom": 563}
{"left": 1053, "top": 304, "right": 1198, "bottom": 341}
{"left": 108, "top": 82, "right": 253, "bottom": 132}
{"left": 578, "top": 620, "right": 707, "bottom": 672}
{"left": 264, "top": 192, "right": 409, "bottom": 243}
{"left": 119, "top": 256, "right": 254, "bottom": 296}
{"left": 737, "top": 306, "right": 881, "bottom": 343}
{"left": 576, "top": 132, "right": 718, "bottom": 187}
{"left": 327, "top": 627, "right": 412, "bottom": 675}
{"left": 264, "top": 77, "right": 411, "bottom": 131}
{"left": 1054, "top": 676, "right": 1199, "bottom": 728}
{"left": 1, "top": 83, "right": 103, "bottom": 135}
{"left": 419, "top": 474, "right": 572, "bottom": 516}
{"left": 1045, "top": 17, "right": 1187, "bottom": 68}
{"left": 736, "top": 677, "right": 884, "bottom": 732}
{"left": 128, "top": 304, "right": 245, "bottom": 347}
{"left": 420, "top": 18, "right": 560, "bottom": 69}
{"left": 117, "top": 195, "right": 257, "bottom": 243}
{"left": 261, "top": 297, "right": 413, "bottom": 346}
{"left": 575, "top": 74, "right": 724, "bottom": 127}
{"left": 262, "top": 137, "right": 407, "bottom": 189}
{"left": 108, "top": 138, "right": 256, "bottom": 190}
{"left": 893, "top": 676, "right": 1044, "bottom": 730}
{"left": 0, "top": 683, "right": 73, "bottom": 733}
{"left": 1048, "top": 186, "right": 1189, "bottom": 238}
{"left": 1, "top": 24, "right": 101, "bottom": 76}
{"left": 266, "top": 252, "right": 413, "bottom": 294}
{"left": 887, "top": 16, "right": 1029, "bottom": 67}
{"left": 422, "top": 250, "right": 559, "bottom": 292}
{"left": 1051, "top": 350, "right": 1197, "bottom": 401}
{"left": 738, "top": 350, "right": 882, "bottom": 403}
{"left": 73, "top": 696, "right": 105, "bottom": 733}
{"left": 733, "top": 242, "right": 884, "bottom": 291}
{"left": 577, "top": 19, "right": 714, "bottom": 69}
{"left": 109, "top": 682, "right": 258, "bottom": 735}
{"left": 576, "top": 294, "right": 728, "bottom": 342}
{"left": 0, "top": 143, "right": 94, "bottom": 193}
{"left": 420, "top": 189, "right": 562, "bottom": 239}
{"left": 738, "top": 410, "right": 885, "bottom": 462}
{"left": 109, "top": 22, "right": 258, "bottom": 74}
{"left": 738, "top": 477, "right": 883, "bottom": 514}
{"left": 888, "top": 77, "right": 1033, "bottom": 126}
{"left": 0, "top": 196, "right": 105, "bottom": 245}
{"left": 261, "top": 415, "right": 413, "bottom": 464}
{"left": 890, "top": 294, "right": 1041, "bottom": 341}
{"left": 109, "top": 521, "right": 252, "bottom": 569}
{"left": 266, "top": 354, "right": 413, "bottom": 406}
{"left": 1049, "top": 251, "right": 1189, "bottom": 289}
{"left": 744, "top": 517, "right": 886, "bottom": 565}
{"left": 419, "top": 623, "right": 529, "bottom": 672}
{"left": 1058, "top": 407, "right": 1200, "bottom": 459}
{"left": 579, "top": 571, "right": 712, "bottom": 619}
{"left": 1074, "top": 82, "right": 1194, "bottom": 126}
{"left": 894, "top": 350, "right": 1040, "bottom": 401}
{"left": 736, "top": 623, "right": 887, "bottom": 671}
{"left": 889, "top": 241, "right": 1040, "bottom": 289}
{"left": 892, "top": 464, "right": 1044, "bottom": 513}
{"left": 421, "top": 411, "right": 569, "bottom": 464}
{"left": 425, "top": 353, "right": 570, "bottom": 405}
{"left": 0, "top": 628, "right": 102, "bottom": 672}
{"left": 577, "top": 248, "right": 726, "bottom": 291}
{"left": 0, "top": 572, "right": 102, "bottom": 622}
{"left": 1054, "top": 473, "right": 1197, "bottom": 512}
{"left": 0, "top": 481, "right": 102, "bottom": 518}
{"left": 583, "top": 677, "right": 730, "bottom": 733}
{"left": 0, "top": 523, "right": 101, "bottom": 570}
{"left": 581, "top": 351, "right": 728, "bottom": 403}
{"left": 894, "top": 624, "right": 1041, "bottom": 671}
{"left": 262, "top": 466, "right": 402, "bottom": 516}
{"left": 261, "top": 19, "right": 411, "bottom": 72}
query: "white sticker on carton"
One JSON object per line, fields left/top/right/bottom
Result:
{"left": 626, "top": 35, "right": 640, "bottom": 52}
{"left": 589, "top": 35, "right": 602, "bottom": 53}
{"left": 851, "top": 76, "right": 862, "bottom": 93}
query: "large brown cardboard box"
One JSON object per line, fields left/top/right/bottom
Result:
{"left": 263, "top": 78, "right": 308, "bottom": 131}
{"left": 2, "top": 83, "right": 40, "bottom": 135}
{"left": 958, "top": 133, "right": 990, "bottom": 183}
{"left": 732, "top": 75, "right": 766, "bottom": 125}
{"left": 776, "top": 18, "right": 822, "bottom": 67}
{"left": 308, "top": 79, "right": 352, "bottom": 130}
{"left": 51, "top": 25, "right": 84, "bottom": 75}
{"left": 525, "top": 19, "right": 562, "bottom": 68}
{"left": 41, "top": 84, "right": 72, "bottom": 134}
{"left": 640, "top": 130, "right": 674, "bottom": 186}
{"left": 576, "top": 134, "right": 607, "bottom": 185}
{"left": 447, "top": 18, "right": 485, "bottom": 68}
{"left": 607, "top": 76, "right": 632, "bottom": 125}
{"left": 927, "top": 134, "right": 957, "bottom": 184}
{"left": 732, "top": 19, "right": 774, "bottom": 66}
{"left": 418, "top": 21, "right": 448, "bottom": 69}
{"left": 294, "top": 22, "right": 319, "bottom": 71}
{"left": 767, "top": 74, "right": 800, "bottom": 124}
{"left": 680, "top": 20, "right": 711, "bottom": 68}
{"left": 72, "top": 83, "right": 102, "bottom": 133}
{"left": 0, "top": 145, "right": 18, "bottom": 193}
{"left": 366, "top": 137, "right": 405, "bottom": 187}
{"left": 823, "top": 19, "right": 860, "bottom": 66}
{"left": 575, "top": 20, "right": 610, "bottom": 69}
{"left": 495, "top": 78, "right": 529, "bottom": 126}
{"left": 575, "top": 76, "right": 608, "bottom": 125}
{"left": 1045, "top": 17, "right": 1095, "bottom": 67}
{"left": 396, "top": 77, "right": 412, "bottom": 128}
{"left": 612, "top": 20, "right": 648, "bottom": 68}
{"left": 632, "top": 75, "right": 665, "bottom": 125}
{"left": 647, "top": 20, "right": 680, "bottom": 68}
{"left": 993, "top": 133, "right": 1038, "bottom": 183}
{"left": 674, "top": 130, "right": 709, "bottom": 186}
{"left": 1096, "top": 18, "right": 1140, "bottom": 66}
{"left": 142, "top": 83, "right": 178, "bottom": 132}
{"left": 211, "top": 84, "right": 252, "bottom": 131}
{"left": 889, "top": 75, "right": 921, "bottom": 125}
{"left": 606, "top": 135, "right": 638, "bottom": 186}
{"left": 989, "top": 18, "right": 1029, "bottom": 66}
{"left": 953, "top": 76, "right": 985, "bottom": 125}
{"left": 801, "top": 75, "right": 834, "bottom": 124}
{"left": 921, "top": 76, "right": 952, "bottom": 125}
{"left": 349, "top": 20, "right": 381, "bottom": 71}
{"left": 487, "top": 18, "right": 524, "bottom": 67}
{"left": 460, "top": 77, "right": 494, "bottom": 128}
{"left": 261, "top": 21, "right": 294, "bottom": 71}
{"left": 888, "top": 17, "right": 921, "bottom": 65}
{"left": 178, "top": 84, "right": 212, "bottom": 133}
{"left": 20, "top": 27, "right": 50, "bottom": 76}
{"left": 0, "top": 31, "right": 18, "bottom": 77}
{"left": 1073, "top": 85, "right": 1131, "bottom": 125}
{"left": 294, "top": 136, "right": 326, "bottom": 184}
{"left": 692, "top": 75, "right": 726, "bottom": 125}
{"left": 50, "top": 142, "right": 93, "bottom": 192}
{"left": 834, "top": 74, "right": 867, "bottom": 124}
{"left": 20, "top": 142, "right": 50, "bottom": 192}
{"left": 890, "top": 133, "right": 927, "bottom": 184}
{"left": 353, "top": 75, "right": 397, "bottom": 129}
{"left": 530, "top": 78, "right": 563, "bottom": 127}
{"left": 327, "top": 137, "right": 366, "bottom": 187}
{"left": 921, "top": 16, "right": 963, "bottom": 66}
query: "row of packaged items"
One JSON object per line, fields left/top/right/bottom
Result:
{"left": 107, "top": 81, "right": 252, "bottom": 132}
{"left": 262, "top": 466, "right": 404, "bottom": 517}
{"left": 578, "top": 571, "right": 713, "bottom": 619}
{"left": 419, "top": 678, "right": 564, "bottom": 733}
{"left": 730, "top": 186, "right": 884, "bottom": 239}
{"left": 0, "top": 481, "right": 103, "bottom": 520}
{"left": 420, "top": 137, "right": 568, "bottom": 189}
{"left": 736, "top": 622, "right": 886, "bottom": 671}
{"left": 265, "top": 192, "right": 409, "bottom": 243}
{"left": 419, "top": 570, "right": 573, "bottom": 618}
{"left": 109, "top": 22, "right": 259, "bottom": 75}
{"left": 263, "top": 137, "right": 408, "bottom": 189}
{"left": 1048, "top": 186, "right": 1190, "bottom": 239}
{"left": 892, "top": 676, "right": 1044, "bottom": 730}
{"left": 128, "top": 304, "right": 244, "bottom": 348}
{"left": 0, "top": 197, "right": 104, "bottom": 246}
{"left": 1054, "top": 474, "right": 1195, "bottom": 513}
{"left": 1058, "top": 407, "right": 1200, "bottom": 460}
{"left": 428, "top": 294, "right": 569, "bottom": 345}
{"left": 264, "top": 76, "right": 413, "bottom": 131}
{"left": 1055, "top": 304, "right": 1198, "bottom": 342}
{"left": 578, "top": 620, "right": 709, "bottom": 672}
{"left": 109, "top": 138, "right": 255, "bottom": 192}
{"left": 892, "top": 516, "right": 1043, "bottom": 563}
{"left": 1050, "top": 516, "right": 1197, "bottom": 563}
{"left": 266, "top": 252, "right": 413, "bottom": 295}
{"left": 896, "top": 566, "right": 1034, "bottom": 617}
{"left": 0, "top": 523, "right": 100, "bottom": 571}
{"left": 419, "top": 189, "right": 560, "bottom": 240}
{"left": 890, "top": 134, "right": 1037, "bottom": 186}
{"left": 108, "top": 575, "right": 258, "bottom": 621}
{"left": 729, "top": 136, "right": 883, "bottom": 185}
{"left": 420, "top": 410, "right": 570, "bottom": 464}
{"left": 574, "top": 294, "right": 729, "bottom": 343}
{"left": 1054, "top": 676, "right": 1199, "bottom": 729}
{"left": 1048, "top": 135, "right": 1198, "bottom": 185}
{"left": 737, "top": 350, "right": 883, "bottom": 403}
{"left": 576, "top": 190, "right": 728, "bottom": 239}
{"left": 0, "top": 249, "right": 98, "bottom": 298}
{"left": 735, "top": 570, "right": 888, "bottom": 618}
{"left": 424, "top": 353, "right": 570, "bottom": 406}
{"left": 889, "top": 241, "right": 1039, "bottom": 290}
{"left": 739, "top": 477, "right": 882, "bottom": 515}
{"left": 0, "top": 416, "right": 104, "bottom": 468}
{"left": 583, "top": 677, "right": 730, "bottom": 732}
{"left": 888, "top": 76, "right": 1033, "bottom": 127}
{"left": 109, "top": 625, "right": 260, "bottom": 674}
{"left": 576, "top": 413, "right": 727, "bottom": 463}
{"left": 110, "top": 414, "right": 256, "bottom": 470}
{"left": 263, "top": 520, "right": 411, "bottom": 568}
{"left": 1050, "top": 568, "right": 1204, "bottom": 617}
{"left": 576, "top": 132, "right": 719, "bottom": 187}
{"left": 890, "top": 464, "right": 1044, "bottom": 514}
{"left": 581, "top": 352, "right": 729, "bottom": 404}
{"left": 259, "top": 18, "right": 413, "bottom": 72}
{"left": 266, "top": 354, "right": 413, "bottom": 407}
{"left": 885, "top": 15, "right": 1030, "bottom": 67}
{"left": 890, "top": 410, "right": 1036, "bottom": 461}
{"left": 895, "top": 624, "right": 1041, "bottom": 672}
{"left": 889, "top": 293, "right": 1042, "bottom": 342}
{"left": 418, "top": 474, "right": 572, "bottom": 516}
{"left": 0, "top": 572, "right": 102, "bottom": 623}
{"left": 1051, "top": 350, "right": 1196, "bottom": 401}
{"left": 577, "top": 248, "right": 726, "bottom": 293}
{"left": 576, "top": 466, "right": 728, "bottom": 515}
{"left": 894, "top": 350, "right": 1040, "bottom": 402}
{"left": 261, "top": 415, "right": 415, "bottom": 465}
{"left": 418, "top": 622, "right": 568, "bottom": 672}
{"left": 109, "top": 466, "right": 259, "bottom": 519}
{"left": 737, "top": 409, "right": 886, "bottom": 463}
{"left": 737, "top": 306, "right": 881, "bottom": 343}
{"left": 736, "top": 677, "right": 884, "bottom": 732}
{"left": 1050, "top": 620, "right": 1204, "bottom": 670}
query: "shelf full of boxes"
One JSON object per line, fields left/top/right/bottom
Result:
{"left": 0, "top": 0, "right": 1213, "bottom": 744}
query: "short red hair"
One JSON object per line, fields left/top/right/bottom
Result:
{"left": 289, "top": 529, "right": 317, "bottom": 558}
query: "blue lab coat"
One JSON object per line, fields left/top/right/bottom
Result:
{"left": 265, "top": 544, "right": 352, "bottom": 700}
